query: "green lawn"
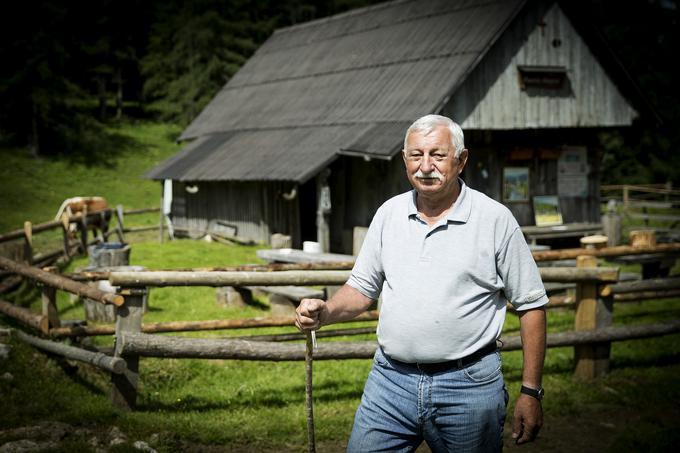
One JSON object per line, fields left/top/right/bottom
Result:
{"left": 0, "top": 122, "right": 182, "bottom": 253}
{"left": 1, "top": 121, "right": 680, "bottom": 451}
{"left": 1, "top": 237, "right": 678, "bottom": 451}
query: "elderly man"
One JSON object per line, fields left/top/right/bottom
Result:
{"left": 296, "top": 114, "right": 547, "bottom": 452}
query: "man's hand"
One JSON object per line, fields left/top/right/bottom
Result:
{"left": 512, "top": 393, "right": 543, "bottom": 444}
{"left": 295, "top": 298, "right": 327, "bottom": 332}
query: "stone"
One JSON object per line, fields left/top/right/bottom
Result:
{"left": 270, "top": 233, "right": 292, "bottom": 249}
{"left": 0, "top": 344, "right": 10, "bottom": 360}
{"left": 133, "top": 440, "right": 158, "bottom": 452}
{"left": 216, "top": 287, "right": 252, "bottom": 308}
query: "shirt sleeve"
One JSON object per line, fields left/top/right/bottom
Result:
{"left": 346, "top": 208, "right": 386, "bottom": 301}
{"left": 496, "top": 226, "right": 548, "bottom": 310}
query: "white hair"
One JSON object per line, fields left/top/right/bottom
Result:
{"left": 403, "top": 114, "right": 465, "bottom": 157}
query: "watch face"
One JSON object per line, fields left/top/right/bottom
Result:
{"left": 538, "top": 388, "right": 545, "bottom": 399}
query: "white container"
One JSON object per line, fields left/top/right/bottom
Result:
{"left": 303, "top": 241, "right": 322, "bottom": 253}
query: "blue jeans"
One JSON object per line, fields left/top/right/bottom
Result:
{"left": 347, "top": 347, "right": 508, "bottom": 453}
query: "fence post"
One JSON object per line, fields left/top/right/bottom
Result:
{"left": 115, "top": 205, "right": 126, "bottom": 242}
{"left": 23, "top": 221, "right": 33, "bottom": 264}
{"left": 41, "top": 267, "right": 61, "bottom": 334}
{"left": 574, "top": 256, "right": 613, "bottom": 379}
{"left": 111, "top": 287, "right": 145, "bottom": 410}
{"left": 80, "top": 207, "right": 89, "bottom": 255}
{"left": 602, "top": 200, "right": 621, "bottom": 247}
{"left": 60, "top": 213, "right": 71, "bottom": 258}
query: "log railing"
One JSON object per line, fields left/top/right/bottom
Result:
{"left": 1, "top": 244, "right": 679, "bottom": 410}
{"left": 0, "top": 212, "right": 107, "bottom": 264}
{"left": 0, "top": 206, "right": 161, "bottom": 269}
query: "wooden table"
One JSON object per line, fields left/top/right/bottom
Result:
{"left": 257, "top": 248, "right": 355, "bottom": 264}
{"left": 608, "top": 252, "right": 679, "bottom": 279}
{"left": 521, "top": 223, "right": 603, "bottom": 246}
{"left": 256, "top": 249, "right": 356, "bottom": 305}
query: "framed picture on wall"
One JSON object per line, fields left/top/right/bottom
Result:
{"left": 503, "top": 167, "right": 530, "bottom": 202}
{"left": 533, "top": 195, "right": 563, "bottom": 226}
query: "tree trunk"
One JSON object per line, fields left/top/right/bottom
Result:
{"left": 29, "top": 98, "right": 39, "bottom": 158}
{"left": 97, "top": 77, "right": 107, "bottom": 121}
{"left": 114, "top": 67, "right": 123, "bottom": 120}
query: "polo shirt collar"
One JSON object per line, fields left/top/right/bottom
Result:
{"left": 407, "top": 178, "right": 472, "bottom": 224}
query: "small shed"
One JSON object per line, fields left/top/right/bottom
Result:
{"left": 146, "top": 0, "right": 643, "bottom": 253}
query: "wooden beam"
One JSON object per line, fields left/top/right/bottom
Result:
{"left": 109, "top": 270, "right": 352, "bottom": 287}
{"left": 532, "top": 243, "right": 680, "bottom": 262}
{"left": 49, "top": 311, "right": 380, "bottom": 337}
{"left": 124, "top": 207, "right": 160, "bottom": 215}
{"left": 614, "top": 289, "right": 680, "bottom": 301}
{"left": 14, "top": 329, "right": 126, "bottom": 374}
{"left": 118, "top": 319, "right": 680, "bottom": 361}
{"left": 237, "top": 327, "right": 377, "bottom": 342}
{"left": 0, "top": 256, "right": 123, "bottom": 306}
{"left": 606, "top": 277, "right": 680, "bottom": 295}
{"left": 0, "top": 299, "right": 47, "bottom": 332}
{"left": 65, "top": 262, "right": 355, "bottom": 282}
{"left": 538, "top": 267, "right": 619, "bottom": 283}
{"left": 108, "top": 267, "right": 619, "bottom": 288}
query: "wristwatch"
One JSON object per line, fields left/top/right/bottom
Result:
{"left": 520, "top": 385, "right": 544, "bottom": 401}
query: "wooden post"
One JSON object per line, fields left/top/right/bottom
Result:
{"left": 61, "top": 213, "right": 71, "bottom": 258}
{"left": 115, "top": 205, "right": 126, "bottom": 242}
{"left": 574, "top": 255, "right": 613, "bottom": 380}
{"left": 41, "top": 267, "right": 60, "bottom": 333}
{"left": 579, "top": 235, "right": 608, "bottom": 250}
{"left": 111, "top": 287, "right": 145, "bottom": 410}
{"left": 80, "top": 206, "right": 89, "bottom": 255}
{"left": 23, "top": 221, "right": 33, "bottom": 264}
{"left": 602, "top": 200, "right": 621, "bottom": 246}
{"left": 629, "top": 230, "right": 656, "bottom": 248}
{"left": 305, "top": 332, "right": 316, "bottom": 453}
{"left": 316, "top": 169, "right": 331, "bottom": 253}
{"left": 623, "top": 185, "right": 629, "bottom": 208}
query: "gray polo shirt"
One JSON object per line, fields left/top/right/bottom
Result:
{"left": 347, "top": 180, "right": 548, "bottom": 363}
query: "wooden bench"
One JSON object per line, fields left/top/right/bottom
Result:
{"left": 249, "top": 286, "right": 325, "bottom": 316}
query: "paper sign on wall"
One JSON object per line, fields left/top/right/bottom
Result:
{"left": 558, "top": 146, "right": 588, "bottom": 197}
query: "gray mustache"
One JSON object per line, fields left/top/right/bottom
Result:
{"left": 414, "top": 170, "right": 443, "bottom": 181}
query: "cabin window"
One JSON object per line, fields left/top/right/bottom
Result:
{"left": 517, "top": 65, "right": 567, "bottom": 90}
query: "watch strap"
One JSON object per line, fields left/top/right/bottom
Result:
{"left": 520, "top": 385, "right": 544, "bottom": 401}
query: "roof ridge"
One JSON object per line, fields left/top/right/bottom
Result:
{"left": 273, "top": 0, "right": 411, "bottom": 35}
{"left": 262, "top": 0, "right": 504, "bottom": 56}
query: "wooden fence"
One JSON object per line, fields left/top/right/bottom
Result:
{"left": 1, "top": 243, "right": 680, "bottom": 410}
{"left": 0, "top": 206, "right": 161, "bottom": 294}
{"left": 601, "top": 184, "right": 680, "bottom": 243}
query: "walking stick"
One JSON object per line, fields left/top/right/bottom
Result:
{"left": 305, "top": 331, "right": 317, "bottom": 453}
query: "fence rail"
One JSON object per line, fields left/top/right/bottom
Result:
{"left": 1, "top": 236, "right": 679, "bottom": 411}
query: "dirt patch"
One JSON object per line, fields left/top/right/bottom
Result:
{"left": 1, "top": 406, "right": 677, "bottom": 452}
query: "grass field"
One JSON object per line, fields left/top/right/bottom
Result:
{"left": 1, "top": 121, "right": 680, "bottom": 452}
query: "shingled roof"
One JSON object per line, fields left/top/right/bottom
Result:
{"left": 146, "top": 0, "right": 526, "bottom": 182}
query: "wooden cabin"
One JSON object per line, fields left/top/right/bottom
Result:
{"left": 146, "top": 0, "right": 642, "bottom": 253}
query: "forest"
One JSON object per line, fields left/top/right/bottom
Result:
{"left": 0, "top": 0, "right": 678, "bottom": 184}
